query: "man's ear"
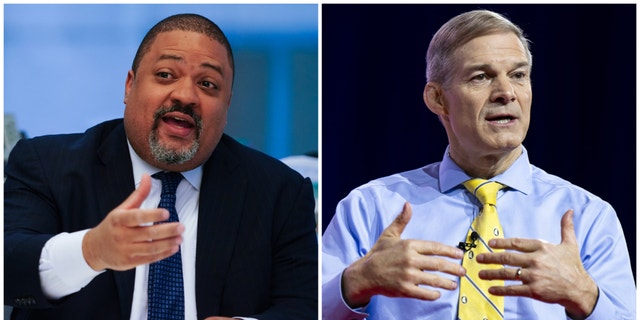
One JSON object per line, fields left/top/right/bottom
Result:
{"left": 124, "top": 70, "right": 134, "bottom": 104}
{"left": 227, "top": 91, "right": 233, "bottom": 109}
{"left": 423, "top": 82, "right": 447, "bottom": 117}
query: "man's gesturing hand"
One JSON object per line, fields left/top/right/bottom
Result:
{"left": 341, "top": 202, "right": 466, "bottom": 308}
{"left": 82, "top": 174, "right": 185, "bottom": 271}
{"left": 476, "top": 209, "right": 598, "bottom": 319}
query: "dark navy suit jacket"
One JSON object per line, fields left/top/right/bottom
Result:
{"left": 4, "top": 119, "right": 318, "bottom": 319}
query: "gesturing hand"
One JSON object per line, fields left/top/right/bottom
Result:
{"left": 476, "top": 209, "right": 598, "bottom": 319}
{"left": 82, "top": 174, "right": 185, "bottom": 271}
{"left": 342, "top": 202, "right": 466, "bottom": 308}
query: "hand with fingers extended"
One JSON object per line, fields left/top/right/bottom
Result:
{"left": 341, "top": 202, "right": 466, "bottom": 308}
{"left": 81, "top": 174, "right": 185, "bottom": 271}
{"left": 476, "top": 209, "right": 598, "bottom": 319}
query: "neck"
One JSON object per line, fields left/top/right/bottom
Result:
{"left": 449, "top": 145, "right": 522, "bottom": 179}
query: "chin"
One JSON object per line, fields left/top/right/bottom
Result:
{"left": 496, "top": 143, "right": 523, "bottom": 154}
{"left": 493, "top": 133, "right": 525, "bottom": 148}
{"left": 149, "top": 136, "right": 198, "bottom": 165}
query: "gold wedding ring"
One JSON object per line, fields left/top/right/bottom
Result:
{"left": 515, "top": 268, "right": 522, "bottom": 280}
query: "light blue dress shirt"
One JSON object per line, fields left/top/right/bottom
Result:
{"left": 322, "top": 146, "right": 635, "bottom": 320}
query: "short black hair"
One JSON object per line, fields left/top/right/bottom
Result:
{"left": 131, "top": 13, "right": 235, "bottom": 81}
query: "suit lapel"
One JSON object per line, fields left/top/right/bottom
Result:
{"left": 91, "top": 128, "right": 248, "bottom": 317}
{"left": 94, "top": 122, "right": 136, "bottom": 319}
{"left": 195, "top": 137, "right": 247, "bottom": 316}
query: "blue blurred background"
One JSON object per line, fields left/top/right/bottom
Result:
{"left": 4, "top": 5, "right": 317, "bottom": 317}
{"left": 4, "top": 4, "right": 318, "bottom": 160}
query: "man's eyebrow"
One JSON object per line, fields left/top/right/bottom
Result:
{"left": 512, "top": 61, "right": 531, "bottom": 70}
{"left": 158, "top": 54, "right": 224, "bottom": 76}
{"left": 158, "top": 53, "right": 183, "bottom": 63}
{"left": 465, "top": 63, "right": 491, "bottom": 72}
{"left": 465, "top": 61, "right": 530, "bottom": 72}
{"left": 201, "top": 62, "right": 224, "bottom": 76}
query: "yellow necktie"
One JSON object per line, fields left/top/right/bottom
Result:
{"left": 458, "top": 179, "right": 506, "bottom": 320}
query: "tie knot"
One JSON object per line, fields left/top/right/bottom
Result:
{"left": 152, "top": 171, "right": 183, "bottom": 195}
{"left": 463, "top": 178, "right": 504, "bottom": 206}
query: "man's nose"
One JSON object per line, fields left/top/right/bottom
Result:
{"left": 490, "top": 75, "right": 516, "bottom": 105}
{"left": 170, "top": 78, "right": 200, "bottom": 107}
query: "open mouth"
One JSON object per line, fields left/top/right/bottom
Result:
{"left": 156, "top": 110, "right": 198, "bottom": 139}
{"left": 162, "top": 114, "right": 195, "bottom": 129}
{"left": 486, "top": 114, "right": 516, "bottom": 124}
{"left": 152, "top": 104, "right": 202, "bottom": 140}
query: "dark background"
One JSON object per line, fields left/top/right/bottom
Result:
{"left": 321, "top": 4, "right": 636, "bottom": 279}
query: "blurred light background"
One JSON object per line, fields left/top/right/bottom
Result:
{"left": 4, "top": 5, "right": 317, "bottom": 317}
{"left": 4, "top": 4, "right": 318, "bottom": 160}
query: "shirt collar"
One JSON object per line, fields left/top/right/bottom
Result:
{"left": 439, "top": 145, "right": 533, "bottom": 195}
{"left": 127, "top": 140, "right": 202, "bottom": 191}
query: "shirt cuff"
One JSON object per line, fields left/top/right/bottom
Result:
{"left": 322, "top": 269, "right": 369, "bottom": 320}
{"left": 39, "top": 229, "right": 104, "bottom": 299}
{"left": 583, "top": 287, "right": 617, "bottom": 320}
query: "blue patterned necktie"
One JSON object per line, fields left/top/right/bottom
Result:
{"left": 148, "top": 171, "right": 185, "bottom": 320}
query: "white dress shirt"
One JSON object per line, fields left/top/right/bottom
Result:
{"left": 39, "top": 141, "right": 207, "bottom": 319}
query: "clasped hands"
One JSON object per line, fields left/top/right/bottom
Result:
{"left": 341, "top": 202, "right": 598, "bottom": 319}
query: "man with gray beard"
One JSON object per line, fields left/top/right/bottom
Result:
{"left": 149, "top": 103, "right": 203, "bottom": 164}
{"left": 4, "top": 13, "right": 317, "bottom": 320}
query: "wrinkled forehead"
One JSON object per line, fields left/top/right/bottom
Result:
{"left": 149, "top": 30, "right": 230, "bottom": 60}
{"left": 143, "top": 31, "right": 233, "bottom": 80}
{"left": 452, "top": 33, "right": 530, "bottom": 69}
